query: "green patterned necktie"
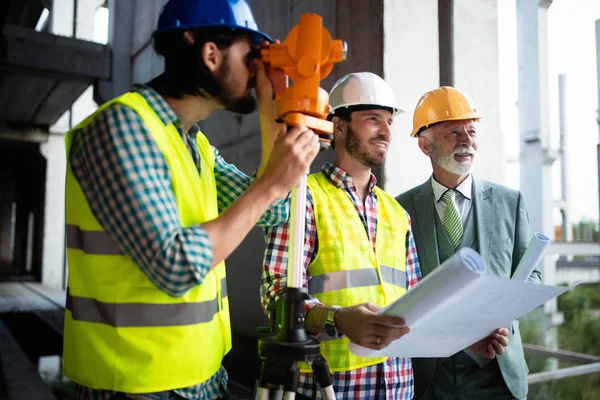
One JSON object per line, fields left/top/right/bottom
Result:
{"left": 442, "top": 190, "right": 463, "bottom": 248}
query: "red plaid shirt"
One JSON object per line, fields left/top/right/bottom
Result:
{"left": 261, "top": 162, "right": 422, "bottom": 399}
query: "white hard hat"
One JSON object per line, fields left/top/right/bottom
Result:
{"left": 329, "top": 72, "right": 402, "bottom": 116}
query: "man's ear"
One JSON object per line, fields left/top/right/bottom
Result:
{"left": 332, "top": 116, "right": 346, "bottom": 143}
{"left": 186, "top": 32, "right": 222, "bottom": 73}
{"left": 332, "top": 116, "right": 345, "bottom": 136}
{"left": 418, "top": 135, "right": 432, "bottom": 156}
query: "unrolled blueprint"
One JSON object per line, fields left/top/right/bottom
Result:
{"left": 349, "top": 248, "right": 569, "bottom": 358}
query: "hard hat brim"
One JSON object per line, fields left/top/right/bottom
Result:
{"left": 331, "top": 104, "right": 403, "bottom": 117}
{"left": 153, "top": 25, "right": 273, "bottom": 46}
{"left": 410, "top": 115, "right": 481, "bottom": 137}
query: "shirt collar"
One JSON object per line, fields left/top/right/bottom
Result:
{"left": 431, "top": 173, "right": 473, "bottom": 202}
{"left": 132, "top": 84, "right": 200, "bottom": 136}
{"left": 321, "top": 162, "right": 378, "bottom": 192}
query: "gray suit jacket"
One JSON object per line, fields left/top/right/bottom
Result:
{"left": 396, "top": 177, "right": 541, "bottom": 400}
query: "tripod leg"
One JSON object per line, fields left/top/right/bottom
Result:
{"left": 273, "top": 387, "right": 284, "bottom": 400}
{"left": 283, "top": 392, "right": 297, "bottom": 400}
{"left": 255, "top": 385, "right": 270, "bottom": 400}
{"left": 255, "top": 358, "right": 271, "bottom": 400}
{"left": 319, "top": 385, "right": 336, "bottom": 400}
{"left": 311, "top": 355, "right": 337, "bottom": 400}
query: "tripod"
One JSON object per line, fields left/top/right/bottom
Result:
{"left": 253, "top": 13, "right": 346, "bottom": 400}
{"left": 255, "top": 168, "right": 337, "bottom": 400}
{"left": 255, "top": 285, "right": 336, "bottom": 400}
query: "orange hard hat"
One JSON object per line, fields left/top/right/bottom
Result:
{"left": 410, "top": 86, "right": 481, "bottom": 137}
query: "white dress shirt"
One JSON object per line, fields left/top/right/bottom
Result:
{"left": 431, "top": 174, "right": 473, "bottom": 226}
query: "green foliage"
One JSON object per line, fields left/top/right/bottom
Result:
{"left": 571, "top": 220, "right": 599, "bottom": 241}
{"left": 521, "top": 282, "right": 600, "bottom": 399}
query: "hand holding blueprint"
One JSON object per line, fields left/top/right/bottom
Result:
{"left": 348, "top": 248, "right": 569, "bottom": 358}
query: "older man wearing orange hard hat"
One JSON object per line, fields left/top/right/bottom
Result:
{"left": 397, "top": 86, "right": 542, "bottom": 400}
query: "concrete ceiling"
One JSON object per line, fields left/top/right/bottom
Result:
{"left": 0, "top": 0, "right": 110, "bottom": 130}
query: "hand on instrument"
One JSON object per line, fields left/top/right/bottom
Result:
{"left": 335, "top": 302, "right": 410, "bottom": 351}
{"left": 254, "top": 40, "right": 289, "bottom": 171}
{"left": 253, "top": 40, "right": 288, "bottom": 104}
{"left": 257, "top": 124, "right": 319, "bottom": 200}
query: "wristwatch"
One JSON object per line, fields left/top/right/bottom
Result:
{"left": 324, "top": 306, "right": 342, "bottom": 338}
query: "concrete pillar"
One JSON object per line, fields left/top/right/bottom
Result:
{"left": 40, "top": 134, "right": 66, "bottom": 289}
{"left": 42, "top": 0, "right": 104, "bottom": 289}
{"left": 0, "top": 178, "right": 16, "bottom": 267}
{"left": 516, "top": 0, "right": 556, "bottom": 286}
{"left": 71, "top": 0, "right": 106, "bottom": 126}
{"left": 129, "top": 0, "right": 164, "bottom": 88}
{"left": 383, "top": 0, "right": 440, "bottom": 195}
{"left": 384, "top": 0, "right": 503, "bottom": 194}
{"left": 596, "top": 19, "right": 600, "bottom": 231}
{"left": 95, "top": 0, "right": 134, "bottom": 103}
{"left": 454, "top": 0, "right": 504, "bottom": 185}
{"left": 517, "top": 0, "right": 561, "bottom": 366}
{"left": 558, "top": 74, "right": 572, "bottom": 242}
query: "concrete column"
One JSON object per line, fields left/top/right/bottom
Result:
{"left": 596, "top": 19, "right": 600, "bottom": 231}
{"left": 384, "top": 0, "right": 503, "bottom": 193}
{"left": 558, "top": 74, "right": 572, "bottom": 242}
{"left": 454, "top": 0, "right": 503, "bottom": 185}
{"left": 95, "top": 0, "right": 134, "bottom": 103}
{"left": 383, "top": 0, "right": 440, "bottom": 196}
{"left": 129, "top": 0, "right": 164, "bottom": 87}
{"left": 43, "top": 0, "right": 104, "bottom": 288}
{"left": 40, "top": 134, "right": 66, "bottom": 289}
{"left": 517, "top": 0, "right": 561, "bottom": 367}
{"left": 516, "top": 0, "right": 556, "bottom": 285}
{"left": 71, "top": 0, "right": 106, "bottom": 127}
{"left": 0, "top": 178, "right": 16, "bottom": 267}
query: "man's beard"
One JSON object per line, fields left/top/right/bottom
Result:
{"left": 213, "top": 57, "right": 257, "bottom": 115}
{"left": 430, "top": 142, "right": 476, "bottom": 175}
{"left": 345, "top": 124, "right": 387, "bottom": 168}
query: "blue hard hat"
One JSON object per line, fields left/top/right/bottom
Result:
{"left": 154, "top": 0, "right": 272, "bottom": 45}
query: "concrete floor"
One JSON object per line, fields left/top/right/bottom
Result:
{"left": 0, "top": 282, "right": 65, "bottom": 313}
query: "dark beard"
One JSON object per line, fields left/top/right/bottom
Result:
{"left": 213, "top": 58, "right": 257, "bottom": 115}
{"left": 345, "top": 124, "right": 386, "bottom": 168}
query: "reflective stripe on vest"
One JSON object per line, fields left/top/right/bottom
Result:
{"left": 66, "top": 225, "right": 122, "bottom": 255}
{"left": 66, "top": 278, "right": 228, "bottom": 327}
{"left": 308, "top": 265, "right": 406, "bottom": 294}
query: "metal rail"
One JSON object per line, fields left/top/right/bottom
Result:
{"left": 523, "top": 343, "right": 600, "bottom": 365}
{"left": 528, "top": 362, "right": 600, "bottom": 384}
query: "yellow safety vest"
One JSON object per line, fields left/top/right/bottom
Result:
{"left": 63, "top": 92, "right": 231, "bottom": 393}
{"left": 301, "top": 172, "right": 408, "bottom": 373}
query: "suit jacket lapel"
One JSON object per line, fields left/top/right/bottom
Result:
{"left": 473, "top": 178, "right": 493, "bottom": 269}
{"left": 414, "top": 181, "right": 439, "bottom": 277}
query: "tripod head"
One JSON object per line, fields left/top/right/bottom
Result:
{"left": 259, "top": 13, "right": 347, "bottom": 149}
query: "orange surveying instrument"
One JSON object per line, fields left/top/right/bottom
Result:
{"left": 254, "top": 14, "right": 346, "bottom": 400}
{"left": 260, "top": 13, "right": 346, "bottom": 149}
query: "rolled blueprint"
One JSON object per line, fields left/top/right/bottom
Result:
{"left": 373, "top": 248, "right": 486, "bottom": 330}
{"left": 511, "top": 233, "right": 551, "bottom": 281}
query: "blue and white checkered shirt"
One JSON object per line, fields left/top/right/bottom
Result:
{"left": 70, "top": 85, "right": 288, "bottom": 400}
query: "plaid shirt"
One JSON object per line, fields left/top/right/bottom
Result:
{"left": 70, "top": 85, "right": 288, "bottom": 400}
{"left": 261, "top": 162, "right": 422, "bottom": 400}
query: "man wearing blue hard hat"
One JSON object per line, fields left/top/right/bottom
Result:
{"left": 61, "top": 0, "right": 320, "bottom": 399}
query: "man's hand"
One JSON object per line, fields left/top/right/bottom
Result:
{"left": 256, "top": 124, "right": 320, "bottom": 200}
{"left": 335, "top": 302, "right": 410, "bottom": 351}
{"left": 253, "top": 41, "right": 288, "bottom": 106}
{"left": 466, "top": 328, "right": 509, "bottom": 359}
{"left": 253, "top": 40, "right": 291, "bottom": 178}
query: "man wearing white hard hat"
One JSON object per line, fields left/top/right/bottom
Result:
{"left": 261, "top": 72, "right": 421, "bottom": 399}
